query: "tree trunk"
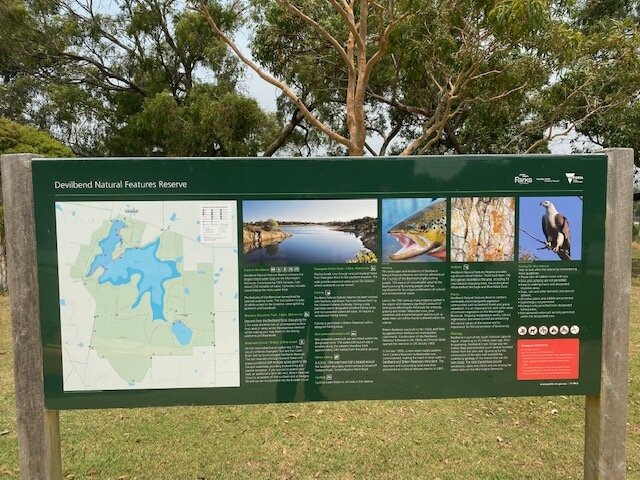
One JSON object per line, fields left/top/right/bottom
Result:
{"left": 450, "top": 197, "right": 516, "bottom": 262}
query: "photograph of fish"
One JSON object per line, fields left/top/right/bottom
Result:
{"left": 243, "top": 199, "right": 378, "bottom": 265}
{"left": 382, "top": 198, "right": 447, "bottom": 262}
{"left": 450, "top": 197, "right": 515, "bottom": 262}
{"left": 519, "top": 196, "right": 582, "bottom": 261}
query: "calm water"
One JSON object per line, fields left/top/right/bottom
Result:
{"left": 244, "top": 225, "right": 366, "bottom": 264}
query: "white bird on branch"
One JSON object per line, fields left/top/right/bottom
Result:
{"left": 540, "top": 200, "right": 571, "bottom": 260}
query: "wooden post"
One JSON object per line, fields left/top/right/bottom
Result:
{"left": 584, "top": 148, "right": 635, "bottom": 479}
{"left": 1, "top": 154, "right": 63, "bottom": 480}
{"left": 46, "top": 410, "right": 63, "bottom": 478}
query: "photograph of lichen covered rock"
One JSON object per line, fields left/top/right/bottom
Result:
{"left": 450, "top": 197, "right": 516, "bottom": 262}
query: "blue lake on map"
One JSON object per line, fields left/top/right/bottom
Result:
{"left": 87, "top": 220, "right": 127, "bottom": 269}
{"left": 171, "top": 321, "right": 193, "bottom": 346}
{"left": 87, "top": 220, "right": 181, "bottom": 321}
{"left": 244, "top": 225, "right": 365, "bottom": 264}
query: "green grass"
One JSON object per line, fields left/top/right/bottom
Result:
{"left": 1, "top": 252, "right": 640, "bottom": 479}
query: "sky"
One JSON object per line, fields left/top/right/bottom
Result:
{"left": 243, "top": 199, "right": 377, "bottom": 223}
{"left": 519, "top": 196, "right": 583, "bottom": 261}
{"left": 236, "top": 28, "right": 279, "bottom": 113}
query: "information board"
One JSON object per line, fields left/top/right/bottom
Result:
{"left": 32, "top": 155, "right": 607, "bottom": 410}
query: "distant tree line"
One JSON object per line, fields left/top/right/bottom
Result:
{"left": 329, "top": 216, "right": 377, "bottom": 231}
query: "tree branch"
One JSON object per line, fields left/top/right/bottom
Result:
{"left": 378, "top": 118, "right": 404, "bottom": 156}
{"left": 444, "top": 122, "right": 464, "bottom": 154}
{"left": 276, "top": 0, "right": 355, "bottom": 77}
{"left": 262, "top": 107, "right": 307, "bottom": 157}
{"left": 367, "top": 89, "right": 433, "bottom": 117}
{"left": 197, "top": 0, "right": 354, "bottom": 152}
{"left": 364, "top": 141, "right": 377, "bottom": 156}
{"left": 327, "top": 0, "right": 364, "bottom": 51}
{"left": 61, "top": 52, "right": 148, "bottom": 96}
{"left": 365, "top": 12, "right": 411, "bottom": 80}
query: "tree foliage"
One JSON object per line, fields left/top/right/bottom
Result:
{"left": 0, "top": 0, "right": 279, "bottom": 156}
{"left": 0, "top": 117, "right": 74, "bottom": 157}
{"left": 1, "top": 0, "right": 638, "bottom": 159}
{"left": 263, "top": 219, "right": 279, "bottom": 231}
{"left": 198, "top": 0, "right": 640, "bottom": 157}
{"left": 569, "top": 1, "right": 640, "bottom": 160}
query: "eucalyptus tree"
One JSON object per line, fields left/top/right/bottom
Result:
{"left": 396, "top": 0, "right": 640, "bottom": 155}
{"left": 199, "top": 0, "right": 411, "bottom": 156}
{"left": 198, "top": 0, "right": 640, "bottom": 156}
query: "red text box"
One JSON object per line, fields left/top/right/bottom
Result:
{"left": 517, "top": 339, "right": 579, "bottom": 381}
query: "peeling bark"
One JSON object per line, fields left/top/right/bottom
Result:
{"left": 451, "top": 197, "right": 515, "bottom": 262}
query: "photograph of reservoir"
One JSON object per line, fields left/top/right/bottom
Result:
{"left": 382, "top": 198, "right": 447, "bottom": 262}
{"left": 243, "top": 199, "right": 378, "bottom": 265}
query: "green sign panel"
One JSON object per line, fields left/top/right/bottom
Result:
{"left": 33, "top": 155, "right": 607, "bottom": 410}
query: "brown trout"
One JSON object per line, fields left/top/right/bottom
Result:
{"left": 388, "top": 199, "right": 446, "bottom": 260}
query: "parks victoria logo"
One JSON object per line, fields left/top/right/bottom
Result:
{"left": 514, "top": 173, "right": 533, "bottom": 184}
{"left": 565, "top": 172, "right": 584, "bottom": 184}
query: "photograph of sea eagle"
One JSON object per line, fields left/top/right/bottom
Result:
{"left": 518, "top": 196, "right": 582, "bottom": 262}
{"left": 540, "top": 200, "right": 571, "bottom": 260}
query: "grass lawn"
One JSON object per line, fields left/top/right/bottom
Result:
{"left": 1, "top": 248, "right": 639, "bottom": 479}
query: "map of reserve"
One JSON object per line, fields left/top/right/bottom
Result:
{"left": 55, "top": 201, "right": 239, "bottom": 391}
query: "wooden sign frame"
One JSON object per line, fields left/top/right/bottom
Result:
{"left": 1, "top": 149, "right": 633, "bottom": 480}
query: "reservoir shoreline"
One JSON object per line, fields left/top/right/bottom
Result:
{"left": 243, "top": 224, "right": 376, "bottom": 264}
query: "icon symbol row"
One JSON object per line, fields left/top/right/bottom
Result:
{"left": 518, "top": 325, "right": 579, "bottom": 336}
